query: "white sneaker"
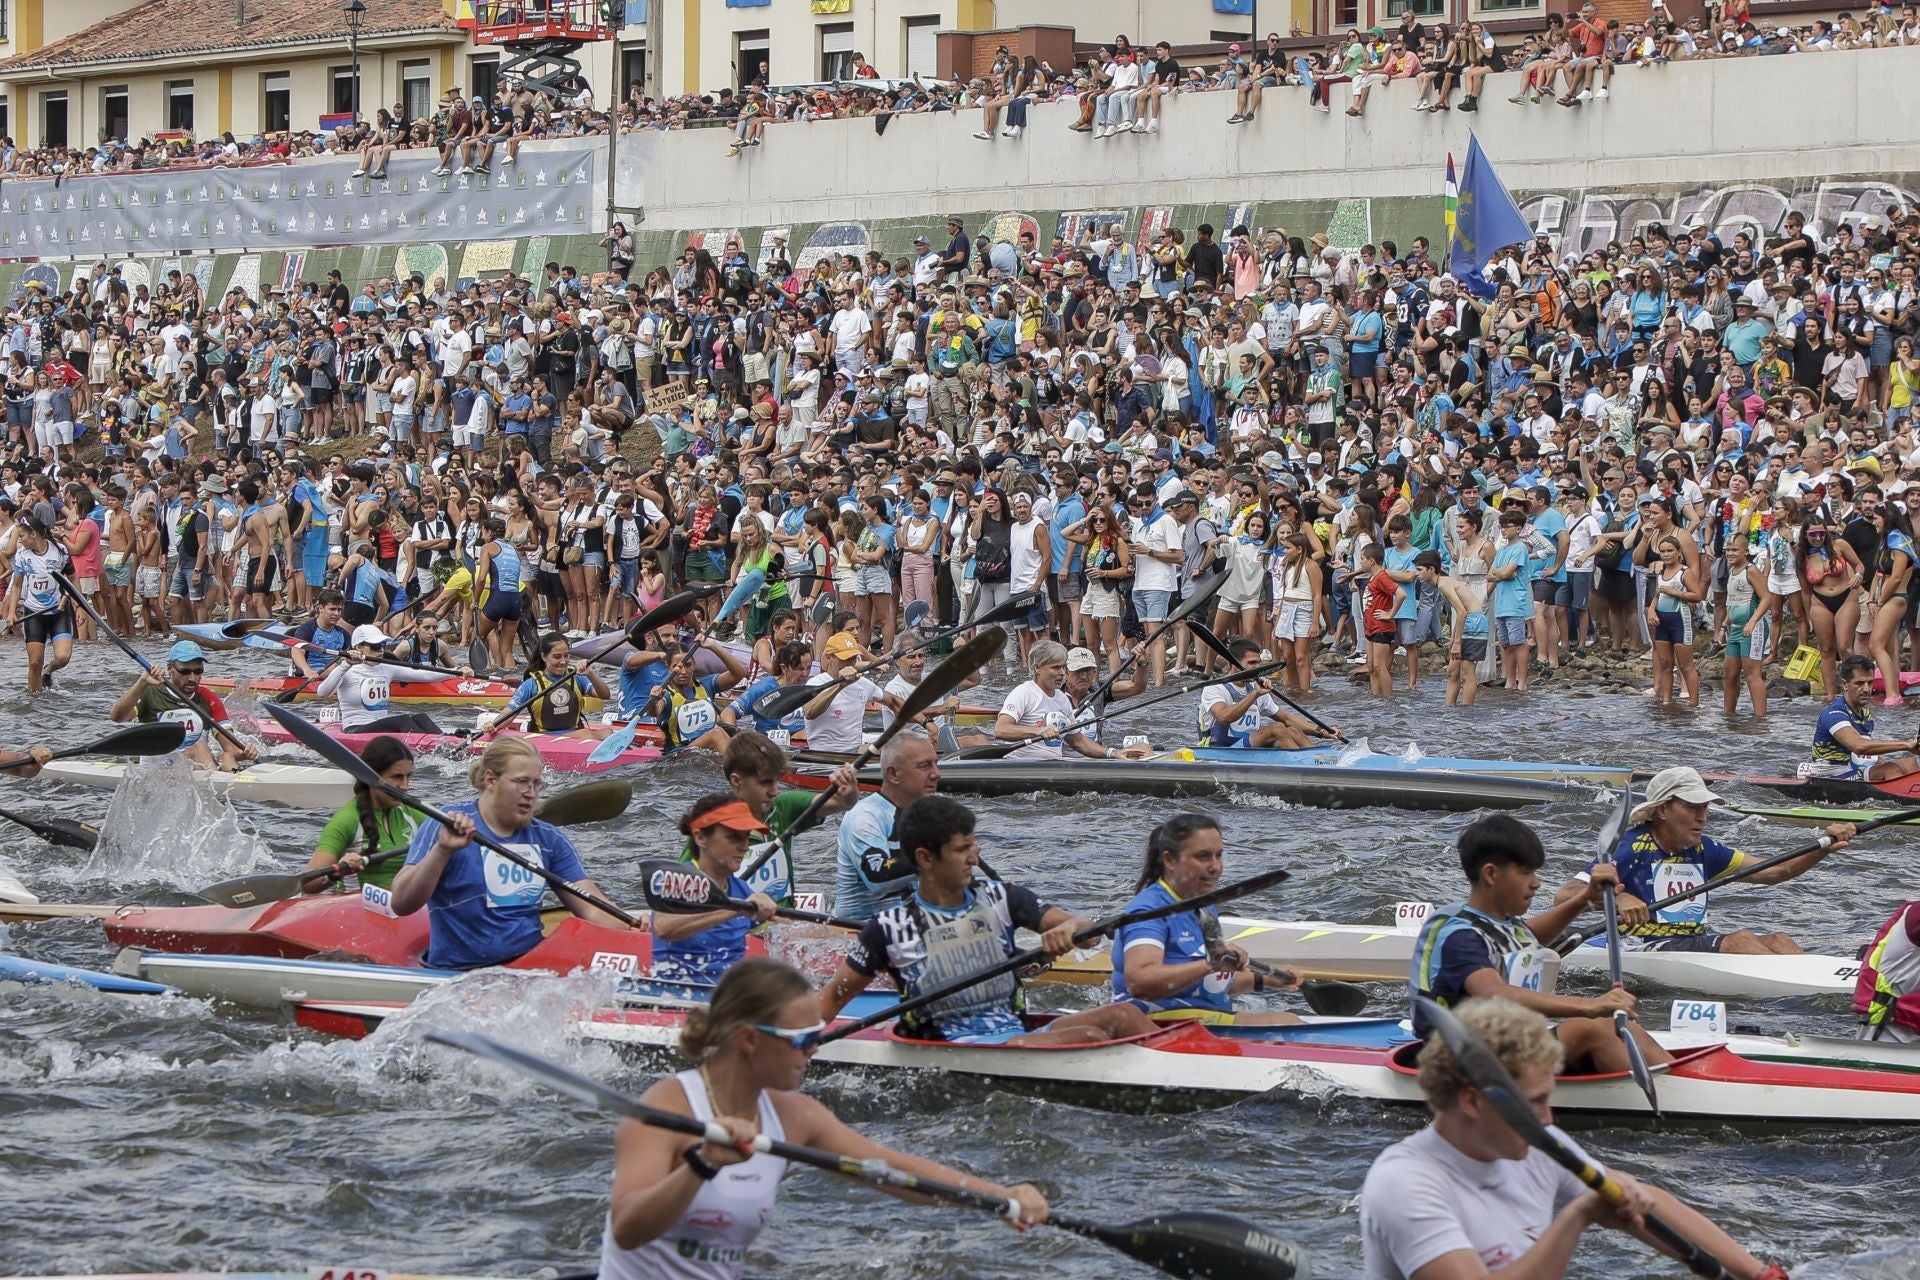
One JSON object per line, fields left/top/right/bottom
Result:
{"left": 455, "top": 165, "right": 472, "bottom": 176}
{"left": 1595, "top": 86, "right": 1609, "bottom": 98}
{"left": 1000, "top": 127, "right": 1016, "bottom": 137}
{"left": 1575, "top": 88, "right": 1591, "bottom": 101}
{"left": 350, "top": 168, "right": 366, "bottom": 177}
{"left": 431, "top": 165, "right": 450, "bottom": 176}
{"left": 1094, "top": 125, "right": 1109, "bottom": 138}
{"left": 1146, "top": 119, "right": 1158, "bottom": 133}
{"left": 1413, "top": 101, "right": 1429, "bottom": 111}
{"left": 973, "top": 131, "right": 992, "bottom": 140}
{"left": 1130, "top": 121, "right": 1147, "bottom": 133}
{"left": 500, "top": 154, "right": 514, "bottom": 165}
{"left": 1011, "top": 125, "right": 1023, "bottom": 137}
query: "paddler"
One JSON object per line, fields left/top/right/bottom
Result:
{"left": 1359, "top": 997, "right": 1783, "bottom": 1280}
{"left": 1, "top": 745, "right": 53, "bottom": 777}
{"left": 1856, "top": 900, "right": 1920, "bottom": 1043}
{"left": 285, "top": 589, "right": 349, "bottom": 680}
{"left": 818, "top": 795, "right": 1161, "bottom": 1046}
{"left": 316, "top": 624, "right": 472, "bottom": 735}
{"left": 649, "top": 634, "right": 747, "bottom": 753}
{"left": 483, "top": 632, "right": 614, "bottom": 740}
{"left": 395, "top": 610, "right": 461, "bottom": 669}
{"left": 390, "top": 736, "right": 630, "bottom": 968}
{"left": 304, "top": 736, "right": 418, "bottom": 893}
{"left": 652, "top": 794, "right": 779, "bottom": 983}
{"left": 106, "top": 640, "right": 256, "bottom": 772}
{"left": 994, "top": 640, "right": 1152, "bottom": 761}
{"left": 1112, "top": 812, "right": 1304, "bottom": 1026}
{"left": 801, "top": 631, "right": 882, "bottom": 754}
{"left": 598, "top": 957, "right": 1046, "bottom": 1279}
{"left": 721, "top": 638, "right": 813, "bottom": 747}
{"left": 1198, "top": 637, "right": 1342, "bottom": 749}
{"left": 1805, "top": 655, "right": 1920, "bottom": 782}
{"left": 687, "top": 731, "right": 857, "bottom": 908}
{"left": 1553, "top": 766, "right": 1853, "bottom": 957}
{"left": 833, "top": 733, "right": 941, "bottom": 922}
{"left": 1063, "top": 644, "right": 1146, "bottom": 751}
{"left": 1413, "top": 814, "right": 1673, "bottom": 1074}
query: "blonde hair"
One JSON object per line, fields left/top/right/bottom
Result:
{"left": 467, "top": 735, "right": 543, "bottom": 791}
{"left": 679, "top": 957, "right": 810, "bottom": 1061}
{"left": 1414, "top": 997, "right": 1564, "bottom": 1111}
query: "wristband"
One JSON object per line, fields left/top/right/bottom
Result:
{"left": 682, "top": 1144, "right": 721, "bottom": 1181}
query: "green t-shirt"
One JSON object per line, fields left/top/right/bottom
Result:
{"left": 314, "top": 801, "right": 419, "bottom": 890}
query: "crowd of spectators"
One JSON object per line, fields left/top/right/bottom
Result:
{"left": 5, "top": 3, "right": 1919, "bottom": 182}
{"left": 12, "top": 196, "right": 1920, "bottom": 718}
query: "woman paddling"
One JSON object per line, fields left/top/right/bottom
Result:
{"left": 598, "top": 957, "right": 1046, "bottom": 1280}
{"left": 316, "top": 624, "right": 470, "bottom": 735}
{"left": 486, "top": 632, "right": 614, "bottom": 740}
{"left": 304, "top": 736, "right": 419, "bottom": 893}
{"left": 652, "top": 794, "right": 779, "bottom": 983}
{"left": 1113, "top": 812, "right": 1305, "bottom": 1026}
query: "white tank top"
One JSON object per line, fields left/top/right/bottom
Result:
{"left": 597, "top": 1069, "right": 788, "bottom": 1280}
{"left": 1009, "top": 516, "right": 1045, "bottom": 590}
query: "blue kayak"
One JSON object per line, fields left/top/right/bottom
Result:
{"left": 171, "top": 621, "right": 292, "bottom": 654}
{"left": 1189, "top": 746, "right": 1630, "bottom": 785}
{"left": 0, "top": 954, "right": 174, "bottom": 997}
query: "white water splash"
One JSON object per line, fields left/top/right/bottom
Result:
{"left": 1334, "top": 736, "right": 1374, "bottom": 766}
{"left": 1398, "top": 741, "right": 1425, "bottom": 765}
{"left": 76, "top": 755, "right": 271, "bottom": 889}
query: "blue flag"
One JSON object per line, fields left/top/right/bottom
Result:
{"left": 1447, "top": 135, "right": 1533, "bottom": 300}
{"left": 1214, "top": 0, "right": 1254, "bottom": 12}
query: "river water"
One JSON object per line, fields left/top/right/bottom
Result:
{"left": 3, "top": 643, "right": 1917, "bottom": 1279}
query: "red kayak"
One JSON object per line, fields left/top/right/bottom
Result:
{"left": 201, "top": 674, "right": 609, "bottom": 710}
{"left": 252, "top": 720, "right": 664, "bottom": 772}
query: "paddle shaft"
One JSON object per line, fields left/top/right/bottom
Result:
{"left": 1555, "top": 803, "right": 1920, "bottom": 953}
{"left": 818, "top": 863, "right": 1290, "bottom": 1045}
{"left": 1595, "top": 785, "right": 1659, "bottom": 1115}
{"left": 1186, "top": 619, "right": 1342, "bottom": 739}
{"left": 53, "top": 571, "right": 255, "bottom": 759}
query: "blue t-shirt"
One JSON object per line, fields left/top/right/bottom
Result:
{"left": 1812, "top": 694, "right": 1872, "bottom": 765}
{"left": 1588, "top": 823, "right": 1744, "bottom": 937}
{"left": 1110, "top": 879, "right": 1232, "bottom": 1016}
{"left": 834, "top": 791, "right": 909, "bottom": 922}
{"left": 1384, "top": 543, "right": 1421, "bottom": 621}
{"left": 618, "top": 658, "right": 668, "bottom": 719}
{"left": 1531, "top": 507, "right": 1568, "bottom": 583}
{"left": 736, "top": 673, "right": 806, "bottom": 739}
{"left": 1049, "top": 494, "right": 1086, "bottom": 574}
{"left": 1491, "top": 539, "right": 1534, "bottom": 619}
{"left": 403, "top": 803, "right": 587, "bottom": 969}
{"left": 651, "top": 870, "right": 753, "bottom": 983}
{"left": 288, "top": 618, "right": 348, "bottom": 672}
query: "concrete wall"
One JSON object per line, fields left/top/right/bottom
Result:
{"left": 615, "top": 43, "right": 1920, "bottom": 231}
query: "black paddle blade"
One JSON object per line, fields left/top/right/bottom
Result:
{"left": 534, "top": 779, "right": 634, "bottom": 825}
{"left": 627, "top": 587, "right": 717, "bottom": 645}
{"left": 808, "top": 593, "right": 836, "bottom": 627}
{"left": 198, "top": 870, "right": 312, "bottom": 908}
{"left": 902, "top": 599, "right": 932, "bottom": 630}
{"left": 1167, "top": 568, "right": 1230, "bottom": 628}
{"left": 1299, "top": 979, "right": 1370, "bottom": 1018}
{"left": 1071, "top": 1210, "right": 1307, "bottom": 1280}
{"left": 1185, "top": 617, "right": 1235, "bottom": 666}
{"left": 0, "top": 808, "right": 100, "bottom": 852}
{"left": 887, "top": 625, "right": 1005, "bottom": 734}
{"left": 218, "top": 618, "right": 278, "bottom": 639}
{"left": 637, "top": 858, "right": 730, "bottom": 913}
{"left": 263, "top": 703, "right": 382, "bottom": 787}
{"left": 974, "top": 590, "right": 1040, "bottom": 628}
{"left": 73, "top": 721, "right": 188, "bottom": 760}
{"left": 752, "top": 680, "right": 819, "bottom": 723}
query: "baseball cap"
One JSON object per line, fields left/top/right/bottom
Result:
{"left": 350, "top": 624, "right": 391, "bottom": 648}
{"left": 1065, "top": 647, "right": 1099, "bottom": 672}
{"left": 166, "top": 640, "right": 206, "bottom": 664}
{"left": 824, "top": 631, "right": 863, "bottom": 660}
{"left": 1307, "top": 451, "right": 1324, "bottom": 465}
{"left": 1167, "top": 489, "right": 1201, "bottom": 507}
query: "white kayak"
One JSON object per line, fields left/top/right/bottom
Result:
{"left": 0, "top": 867, "right": 37, "bottom": 905}
{"left": 37, "top": 760, "right": 357, "bottom": 810}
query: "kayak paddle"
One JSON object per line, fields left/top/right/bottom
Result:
{"left": 53, "top": 569, "right": 257, "bottom": 762}
{"left": 1196, "top": 912, "right": 1370, "bottom": 1017}
{"left": 636, "top": 858, "right": 863, "bottom": 929}
{"left": 740, "top": 625, "right": 1007, "bottom": 884}
{"left": 1553, "top": 803, "right": 1920, "bottom": 955}
{"left": 817, "top": 862, "right": 1292, "bottom": 1046}
{"left": 1185, "top": 619, "right": 1344, "bottom": 741}
{"left": 1593, "top": 782, "right": 1660, "bottom": 1117}
{"left": 1415, "top": 996, "right": 1741, "bottom": 1279}
{"left": 263, "top": 702, "right": 644, "bottom": 928}
{"left": 430, "top": 1029, "right": 1308, "bottom": 1280}
{"left": 0, "top": 722, "right": 187, "bottom": 772}
{"left": 492, "top": 587, "right": 714, "bottom": 737}
{"left": 196, "top": 778, "right": 634, "bottom": 908}
{"left": 0, "top": 808, "right": 101, "bottom": 852}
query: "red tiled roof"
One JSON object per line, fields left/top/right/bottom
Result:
{"left": 0, "top": 0, "right": 461, "bottom": 74}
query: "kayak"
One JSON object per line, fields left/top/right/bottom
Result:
{"left": 298, "top": 996, "right": 1920, "bottom": 1122}
{"left": 253, "top": 720, "right": 664, "bottom": 773}
{"left": 1744, "top": 770, "right": 1920, "bottom": 807}
{"left": 784, "top": 757, "right": 1575, "bottom": 811}
{"left": 1874, "top": 671, "right": 1920, "bottom": 694}
{"left": 1732, "top": 803, "right": 1920, "bottom": 828}
{"left": 200, "top": 673, "right": 606, "bottom": 712}
{"left": 1047, "top": 913, "right": 1858, "bottom": 999}
{"left": 38, "top": 760, "right": 356, "bottom": 809}
{"left": 0, "top": 953, "right": 174, "bottom": 997}
{"left": 172, "top": 621, "right": 299, "bottom": 654}
{"left": 1189, "top": 746, "right": 1632, "bottom": 786}
{"left": 0, "top": 867, "right": 37, "bottom": 905}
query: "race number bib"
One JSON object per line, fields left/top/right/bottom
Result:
{"left": 361, "top": 883, "right": 396, "bottom": 917}
{"left": 482, "top": 843, "right": 546, "bottom": 911}
{"left": 362, "top": 678, "right": 391, "bottom": 711}
{"left": 24, "top": 572, "right": 55, "bottom": 605}
{"left": 156, "top": 706, "right": 204, "bottom": 747}
{"left": 1042, "top": 710, "right": 1070, "bottom": 741}
{"left": 1503, "top": 945, "right": 1553, "bottom": 993}
{"left": 765, "top": 728, "right": 792, "bottom": 750}
{"left": 674, "top": 700, "right": 716, "bottom": 739}
{"left": 1652, "top": 862, "right": 1707, "bottom": 925}
{"left": 1231, "top": 708, "right": 1263, "bottom": 737}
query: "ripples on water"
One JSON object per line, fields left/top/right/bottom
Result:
{"left": 3, "top": 647, "right": 1917, "bottom": 1277}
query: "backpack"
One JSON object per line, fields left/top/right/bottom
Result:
{"left": 1592, "top": 515, "right": 1627, "bottom": 570}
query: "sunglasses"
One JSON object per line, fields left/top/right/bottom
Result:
{"left": 753, "top": 1020, "right": 828, "bottom": 1050}
{"left": 174, "top": 665, "right": 206, "bottom": 675}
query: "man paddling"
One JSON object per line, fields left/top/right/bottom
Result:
{"left": 1413, "top": 814, "right": 1673, "bottom": 1074}
{"left": 1856, "top": 901, "right": 1920, "bottom": 1043}
{"left": 996, "top": 640, "right": 1151, "bottom": 761}
{"left": 1805, "top": 655, "right": 1920, "bottom": 782}
{"left": 1198, "top": 637, "right": 1342, "bottom": 749}
{"left": 818, "top": 795, "right": 1161, "bottom": 1046}
{"left": 1360, "top": 997, "right": 1783, "bottom": 1280}
{"left": 107, "top": 640, "right": 255, "bottom": 772}
{"left": 833, "top": 733, "right": 941, "bottom": 922}
{"left": 1553, "top": 767, "right": 1854, "bottom": 957}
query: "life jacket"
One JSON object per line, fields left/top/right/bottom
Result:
{"left": 1412, "top": 903, "right": 1556, "bottom": 1033}
{"left": 527, "top": 669, "right": 583, "bottom": 732}
{"left": 1854, "top": 901, "right": 1920, "bottom": 1038}
{"left": 659, "top": 681, "right": 717, "bottom": 748}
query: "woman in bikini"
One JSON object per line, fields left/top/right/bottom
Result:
{"left": 1798, "top": 509, "right": 1865, "bottom": 700}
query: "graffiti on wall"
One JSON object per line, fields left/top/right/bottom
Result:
{"left": 1518, "top": 180, "right": 1920, "bottom": 258}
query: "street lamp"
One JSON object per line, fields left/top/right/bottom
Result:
{"left": 344, "top": 0, "right": 367, "bottom": 125}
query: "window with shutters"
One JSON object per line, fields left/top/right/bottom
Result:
{"left": 903, "top": 15, "right": 939, "bottom": 78}
{"left": 819, "top": 22, "right": 854, "bottom": 80}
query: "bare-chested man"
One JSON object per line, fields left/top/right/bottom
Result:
{"left": 99, "top": 482, "right": 137, "bottom": 635}
{"left": 239, "top": 478, "right": 290, "bottom": 619}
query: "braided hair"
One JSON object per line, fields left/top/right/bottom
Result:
{"left": 353, "top": 735, "right": 416, "bottom": 856}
